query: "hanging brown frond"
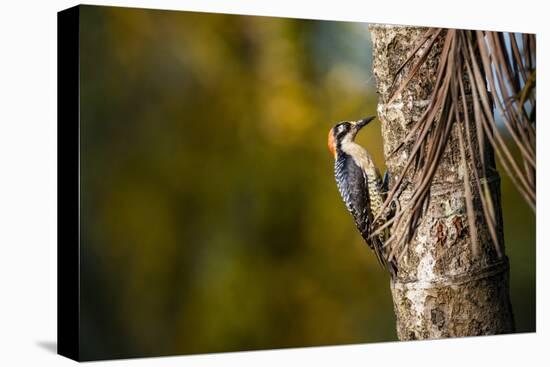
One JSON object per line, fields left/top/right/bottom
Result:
{"left": 373, "top": 28, "right": 536, "bottom": 261}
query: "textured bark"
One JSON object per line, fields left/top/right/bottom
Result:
{"left": 369, "top": 25, "right": 515, "bottom": 339}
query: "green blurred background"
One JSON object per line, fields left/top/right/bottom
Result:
{"left": 78, "top": 5, "right": 535, "bottom": 360}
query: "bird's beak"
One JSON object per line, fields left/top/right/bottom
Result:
{"left": 355, "top": 116, "right": 376, "bottom": 130}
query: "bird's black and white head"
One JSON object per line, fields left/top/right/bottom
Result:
{"left": 327, "top": 116, "right": 375, "bottom": 158}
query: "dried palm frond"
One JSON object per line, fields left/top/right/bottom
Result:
{"left": 373, "top": 29, "right": 536, "bottom": 262}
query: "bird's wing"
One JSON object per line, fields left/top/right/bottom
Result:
{"left": 335, "top": 155, "right": 372, "bottom": 244}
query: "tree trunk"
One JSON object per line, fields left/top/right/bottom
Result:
{"left": 369, "top": 25, "right": 515, "bottom": 339}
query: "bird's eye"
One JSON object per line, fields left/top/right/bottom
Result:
{"left": 337, "top": 123, "right": 349, "bottom": 133}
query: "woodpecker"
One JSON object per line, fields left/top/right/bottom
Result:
{"left": 328, "top": 116, "right": 396, "bottom": 276}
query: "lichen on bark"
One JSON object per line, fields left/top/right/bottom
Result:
{"left": 369, "top": 24, "right": 515, "bottom": 339}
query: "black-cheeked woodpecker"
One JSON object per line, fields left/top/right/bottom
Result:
{"left": 328, "top": 116, "right": 397, "bottom": 276}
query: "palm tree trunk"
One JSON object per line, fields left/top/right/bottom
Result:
{"left": 369, "top": 25, "right": 515, "bottom": 339}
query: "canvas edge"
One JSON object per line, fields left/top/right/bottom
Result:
{"left": 57, "top": 4, "right": 81, "bottom": 362}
